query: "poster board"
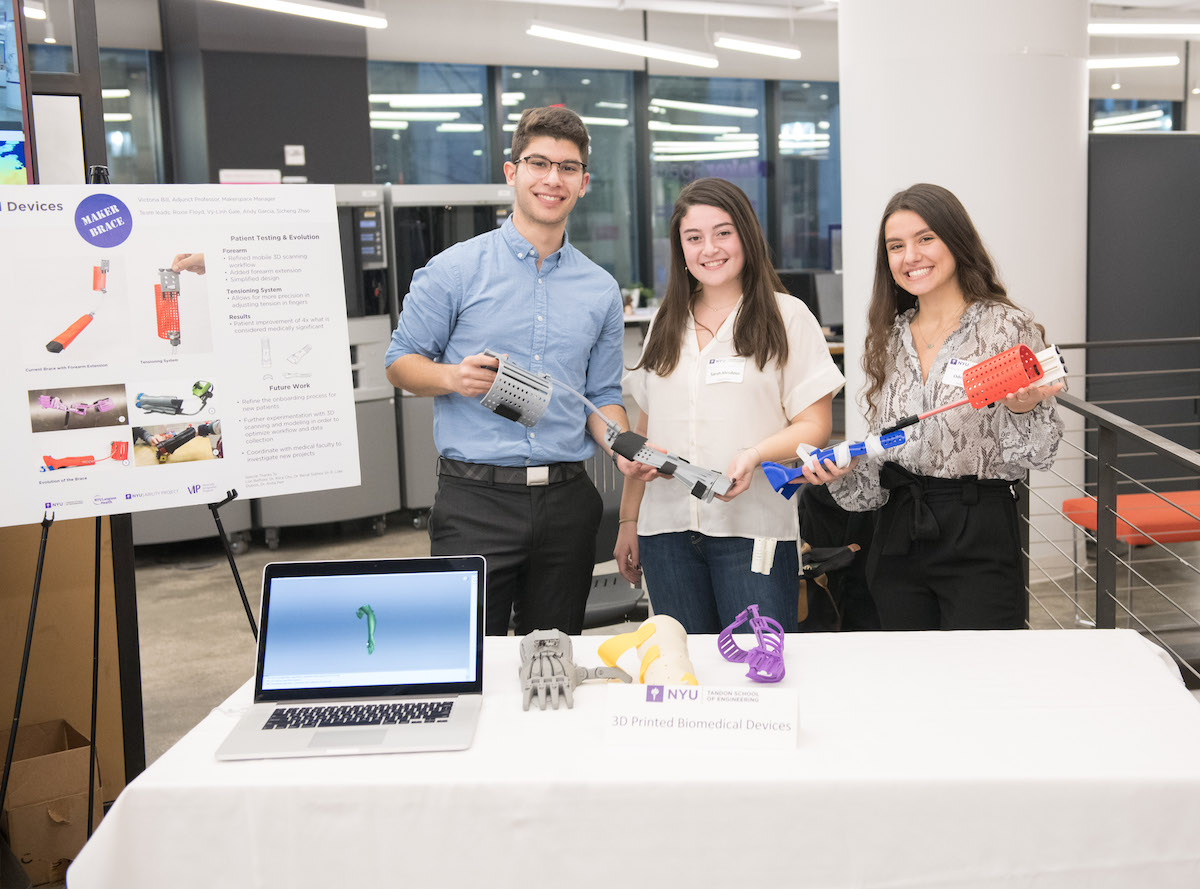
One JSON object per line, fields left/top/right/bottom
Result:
{"left": 0, "top": 184, "right": 361, "bottom": 528}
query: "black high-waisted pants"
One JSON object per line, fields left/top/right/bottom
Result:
{"left": 866, "top": 462, "right": 1025, "bottom": 631}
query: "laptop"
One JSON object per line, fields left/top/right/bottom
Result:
{"left": 216, "top": 555, "right": 485, "bottom": 761}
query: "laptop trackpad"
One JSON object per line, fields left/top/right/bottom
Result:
{"left": 309, "top": 729, "right": 388, "bottom": 748}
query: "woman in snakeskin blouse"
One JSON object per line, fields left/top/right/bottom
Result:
{"left": 805, "top": 183, "right": 1064, "bottom": 630}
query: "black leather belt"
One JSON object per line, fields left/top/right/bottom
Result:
{"left": 437, "top": 457, "right": 586, "bottom": 487}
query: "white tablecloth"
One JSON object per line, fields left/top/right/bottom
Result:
{"left": 68, "top": 630, "right": 1200, "bottom": 888}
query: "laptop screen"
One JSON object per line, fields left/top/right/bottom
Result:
{"left": 253, "top": 556, "right": 485, "bottom": 702}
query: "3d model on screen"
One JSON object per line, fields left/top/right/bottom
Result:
{"left": 133, "top": 420, "right": 221, "bottom": 462}
{"left": 479, "top": 348, "right": 732, "bottom": 502}
{"left": 41, "top": 440, "right": 128, "bottom": 471}
{"left": 155, "top": 268, "right": 182, "bottom": 348}
{"left": 763, "top": 344, "right": 1068, "bottom": 498}
{"left": 37, "top": 395, "right": 116, "bottom": 427}
{"left": 717, "top": 604, "right": 786, "bottom": 683}
{"left": 597, "top": 614, "right": 699, "bottom": 686}
{"left": 356, "top": 604, "right": 377, "bottom": 655}
{"left": 136, "top": 380, "right": 214, "bottom": 416}
{"left": 519, "top": 629, "right": 631, "bottom": 711}
{"left": 45, "top": 259, "right": 110, "bottom": 353}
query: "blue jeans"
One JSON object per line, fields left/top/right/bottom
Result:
{"left": 638, "top": 532, "right": 799, "bottom": 634}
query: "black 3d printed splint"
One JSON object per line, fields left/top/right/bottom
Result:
{"left": 477, "top": 349, "right": 733, "bottom": 502}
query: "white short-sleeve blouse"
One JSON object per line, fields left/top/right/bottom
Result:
{"left": 624, "top": 292, "right": 844, "bottom": 541}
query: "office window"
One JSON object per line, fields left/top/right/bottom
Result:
{"left": 99, "top": 49, "right": 165, "bottom": 184}
{"left": 647, "top": 76, "right": 766, "bottom": 294}
{"left": 778, "top": 80, "right": 841, "bottom": 269}
{"left": 500, "top": 65, "right": 639, "bottom": 288}
{"left": 1089, "top": 99, "right": 1180, "bottom": 133}
{"left": 368, "top": 61, "right": 488, "bottom": 185}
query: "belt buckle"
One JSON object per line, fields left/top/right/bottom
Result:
{"left": 526, "top": 466, "right": 550, "bottom": 486}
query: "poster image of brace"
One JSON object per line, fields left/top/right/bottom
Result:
{"left": 34, "top": 256, "right": 128, "bottom": 364}
{"left": 262, "top": 338, "right": 313, "bottom": 382}
{"left": 142, "top": 251, "right": 214, "bottom": 356}
{"left": 130, "top": 377, "right": 217, "bottom": 420}
{"left": 36, "top": 428, "right": 131, "bottom": 473}
{"left": 132, "top": 419, "right": 224, "bottom": 466}
{"left": 28, "top": 384, "right": 129, "bottom": 433}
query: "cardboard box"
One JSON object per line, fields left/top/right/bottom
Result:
{"left": 0, "top": 720, "right": 102, "bottom": 886}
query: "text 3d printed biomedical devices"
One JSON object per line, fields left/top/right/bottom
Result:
{"left": 519, "top": 629, "right": 630, "bottom": 710}
{"left": 46, "top": 259, "right": 110, "bottom": 353}
{"left": 597, "top": 614, "right": 699, "bottom": 686}
{"left": 136, "top": 380, "right": 215, "bottom": 416}
{"left": 155, "top": 268, "right": 182, "bottom": 348}
{"left": 41, "top": 441, "right": 128, "bottom": 471}
{"left": 479, "top": 349, "right": 733, "bottom": 502}
{"left": 717, "top": 604, "right": 786, "bottom": 683}
{"left": 762, "top": 344, "right": 1068, "bottom": 498}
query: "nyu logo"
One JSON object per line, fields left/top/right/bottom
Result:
{"left": 645, "top": 685, "right": 663, "bottom": 703}
{"left": 666, "top": 687, "right": 700, "bottom": 701}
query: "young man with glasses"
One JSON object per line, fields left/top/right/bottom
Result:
{"left": 385, "top": 106, "right": 656, "bottom": 637}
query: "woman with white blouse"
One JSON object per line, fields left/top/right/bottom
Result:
{"left": 614, "top": 178, "right": 844, "bottom": 633}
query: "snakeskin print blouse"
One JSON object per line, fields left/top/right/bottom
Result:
{"left": 830, "top": 300, "right": 1064, "bottom": 512}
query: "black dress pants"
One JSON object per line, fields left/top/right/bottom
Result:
{"left": 429, "top": 469, "right": 603, "bottom": 636}
{"left": 867, "top": 463, "right": 1025, "bottom": 631}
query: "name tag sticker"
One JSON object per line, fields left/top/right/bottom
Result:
{"left": 604, "top": 684, "right": 798, "bottom": 750}
{"left": 706, "top": 357, "right": 745, "bottom": 384}
{"left": 943, "top": 357, "right": 974, "bottom": 389}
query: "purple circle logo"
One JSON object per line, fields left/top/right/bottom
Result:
{"left": 74, "top": 193, "right": 132, "bottom": 247}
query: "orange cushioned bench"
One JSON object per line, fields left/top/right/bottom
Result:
{"left": 1062, "top": 491, "right": 1200, "bottom": 546}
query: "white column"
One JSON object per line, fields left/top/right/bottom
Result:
{"left": 837, "top": 0, "right": 1089, "bottom": 575}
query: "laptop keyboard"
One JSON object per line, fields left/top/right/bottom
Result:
{"left": 262, "top": 700, "right": 454, "bottom": 730}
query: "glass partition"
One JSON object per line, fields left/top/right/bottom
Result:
{"left": 99, "top": 49, "right": 164, "bottom": 183}
{"left": 1089, "top": 98, "right": 1179, "bottom": 133}
{"left": 23, "top": 0, "right": 74, "bottom": 73}
{"left": 646, "top": 75, "right": 766, "bottom": 294}
{"left": 368, "top": 61, "right": 488, "bottom": 186}
{"left": 778, "top": 80, "right": 840, "bottom": 269}
{"left": 1, "top": 0, "right": 28, "bottom": 183}
{"left": 499, "top": 64, "right": 639, "bottom": 287}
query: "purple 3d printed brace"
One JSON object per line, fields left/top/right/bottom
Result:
{"left": 717, "top": 604, "right": 786, "bottom": 683}
{"left": 38, "top": 395, "right": 116, "bottom": 428}
{"left": 479, "top": 349, "right": 733, "bottom": 502}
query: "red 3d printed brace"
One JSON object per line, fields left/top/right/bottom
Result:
{"left": 45, "top": 260, "right": 109, "bottom": 353}
{"left": 155, "top": 268, "right": 182, "bottom": 348}
{"left": 41, "top": 440, "right": 128, "bottom": 471}
{"left": 762, "top": 344, "right": 1068, "bottom": 498}
{"left": 479, "top": 349, "right": 733, "bottom": 502}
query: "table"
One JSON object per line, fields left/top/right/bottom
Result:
{"left": 68, "top": 630, "right": 1200, "bottom": 888}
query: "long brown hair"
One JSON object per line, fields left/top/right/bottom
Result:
{"left": 637, "top": 178, "right": 788, "bottom": 376}
{"left": 862, "top": 183, "right": 1040, "bottom": 422}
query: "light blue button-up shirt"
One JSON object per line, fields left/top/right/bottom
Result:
{"left": 385, "top": 215, "right": 625, "bottom": 466}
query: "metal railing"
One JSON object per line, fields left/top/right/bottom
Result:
{"left": 1022, "top": 338, "right": 1200, "bottom": 684}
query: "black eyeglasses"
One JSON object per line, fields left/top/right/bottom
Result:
{"left": 514, "top": 155, "right": 587, "bottom": 178}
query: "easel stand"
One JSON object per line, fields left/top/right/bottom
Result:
{"left": 209, "top": 490, "right": 258, "bottom": 641}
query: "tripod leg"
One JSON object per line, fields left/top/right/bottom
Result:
{"left": 208, "top": 490, "right": 257, "bottom": 640}
{"left": 0, "top": 512, "right": 55, "bottom": 817}
{"left": 88, "top": 517, "right": 101, "bottom": 837}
